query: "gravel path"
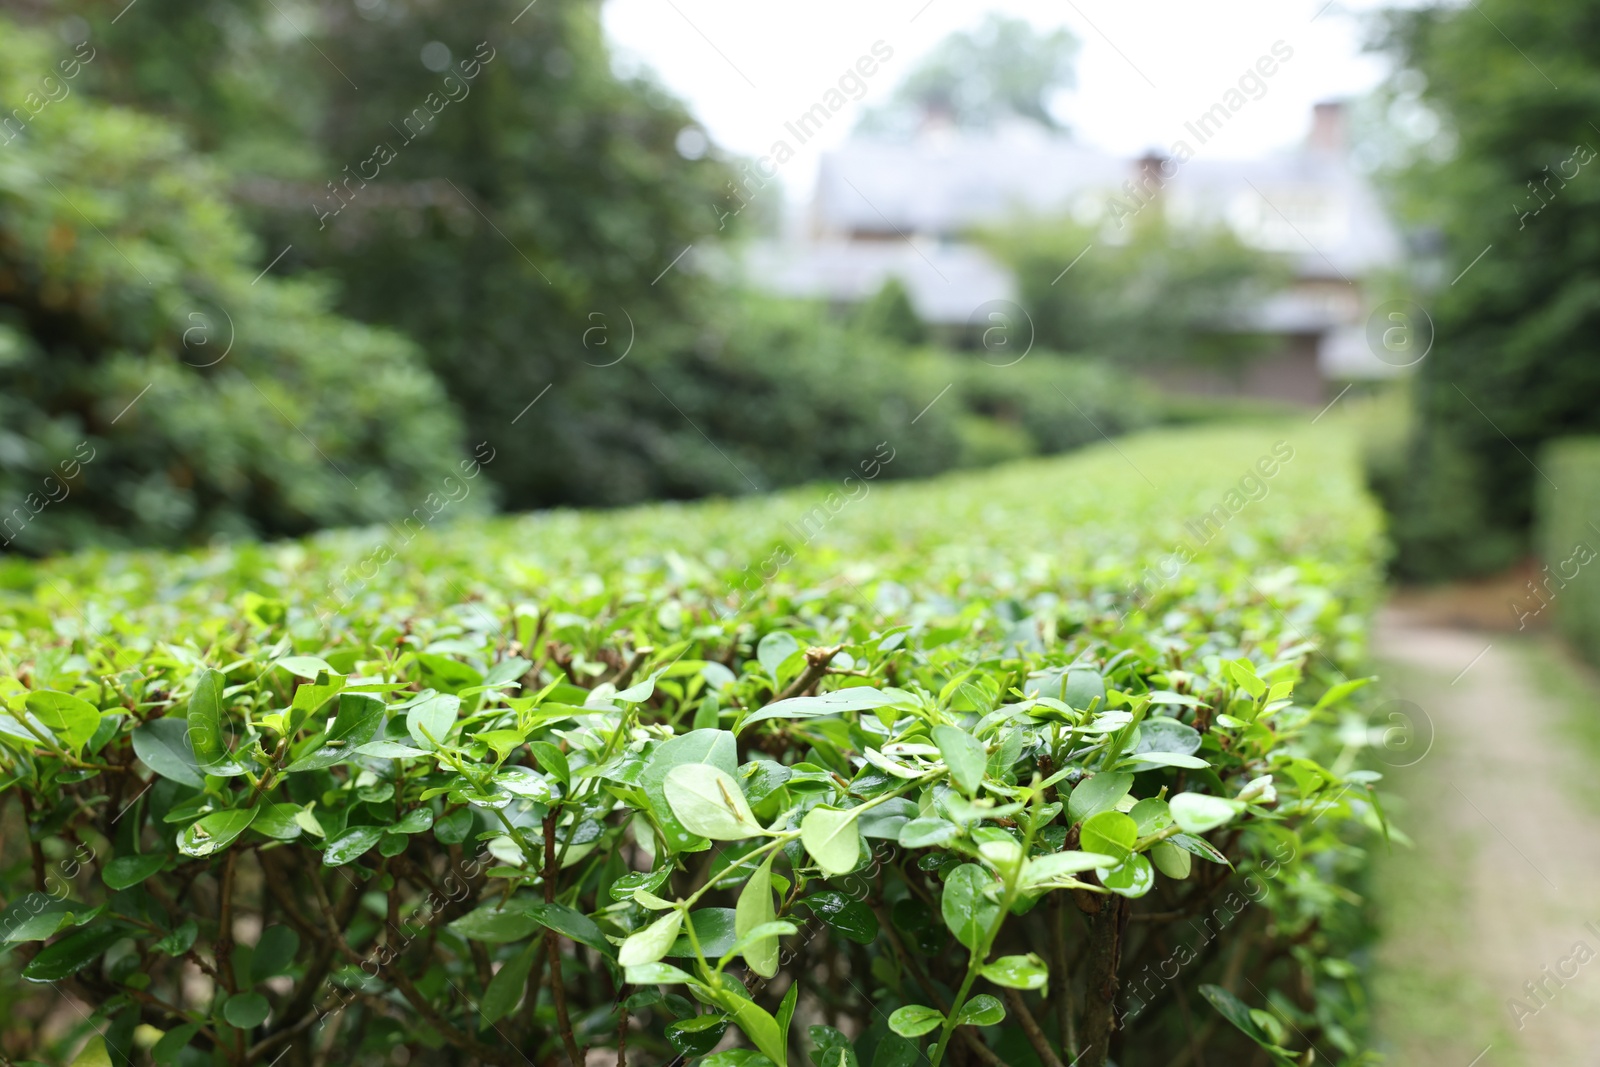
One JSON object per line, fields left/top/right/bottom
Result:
{"left": 1369, "top": 605, "right": 1600, "bottom": 1067}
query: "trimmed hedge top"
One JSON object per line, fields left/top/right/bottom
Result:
{"left": 0, "top": 424, "right": 1387, "bottom": 1067}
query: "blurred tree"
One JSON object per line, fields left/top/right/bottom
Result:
{"left": 856, "top": 14, "right": 1079, "bottom": 136}
{"left": 1375, "top": 0, "right": 1600, "bottom": 579}
{"left": 0, "top": 19, "right": 472, "bottom": 552}
{"left": 982, "top": 213, "right": 1287, "bottom": 371}
{"left": 852, "top": 276, "right": 925, "bottom": 345}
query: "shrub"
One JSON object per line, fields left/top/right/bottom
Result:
{"left": 1375, "top": 0, "right": 1600, "bottom": 579}
{"left": 0, "top": 21, "right": 472, "bottom": 553}
{"left": 1536, "top": 439, "right": 1600, "bottom": 659}
{"left": 0, "top": 423, "right": 1387, "bottom": 1067}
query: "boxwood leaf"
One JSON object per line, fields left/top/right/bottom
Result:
{"left": 25, "top": 691, "right": 99, "bottom": 752}
{"left": 1078, "top": 810, "right": 1136, "bottom": 865}
{"left": 1169, "top": 793, "right": 1244, "bottom": 835}
{"left": 321, "top": 825, "right": 385, "bottom": 867}
{"left": 103, "top": 853, "right": 165, "bottom": 890}
{"left": 980, "top": 953, "right": 1048, "bottom": 990}
{"left": 954, "top": 994, "right": 1005, "bottom": 1026}
{"left": 931, "top": 725, "right": 986, "bottom": 795}
{"left": 664, "top": 764, "right": 762, "bottom": 841}
{"left": 23, "top": 924, "right": 127, "bottom": 982}
{"left": 480, "top": 941, "right": 538, "bottom": 1026}
{"left": 887, "top": 1004, "right": 944, "bottom": 1038}
{"left": 618, "top": 909, "right": 682, "bottom": 967}
{"left": 801, "top": 807, "right": 860, "bottom": 875}
{"left": 940, "top": 864, "right": 999, "bottom": 950}
{"left": 177, "top": 807, "right": 259, "bottom": 858}
{"left": 736, "top": 855, "right": 779, "bottom": 977}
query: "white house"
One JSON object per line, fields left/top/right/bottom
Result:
{"left": 744, "top": 103, "right": 1407, "bottom": 403}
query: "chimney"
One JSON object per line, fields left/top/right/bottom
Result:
{"left": 1134, "top": 151, "right": 1172, "bottom": 210}
{"left": 1308, "top": 101, "right": 1347, "bottom": 155}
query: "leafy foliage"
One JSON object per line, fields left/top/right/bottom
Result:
{"left": 982, "top": 213, "right": 1289, "bottom": 372}
{"left": 0, "top": 423, "right": 1387, "bottom": 1066}
{"left": 855, "top": 14, "right": 1079, "bottom": 135}
{"left": 1536, "top": 438, "right": 1600, "bottom": 661}
{"left": 1375, "top": 0, "right": 1600, "bottom": 578}
{"left": 0, "top": 20, "right": 473, "bottom": 552}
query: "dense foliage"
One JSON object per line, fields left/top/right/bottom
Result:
{"left": 0, "top": 21, "right": 473, "bottom": 552}
{"left": 982, "top": 214, "right": 1288, "bottom": 373}
{"left": 1375, "top": 0, "right": 1600, "bottom": 579}
{"left": 1535, "top": 438, "right": 1600, "bottom": 662}
{"left": 854, "top": 15, "right": 1079, "bottom": 136}
{"left": 0, "top": 423, "right": 1388, "bottom": 1067}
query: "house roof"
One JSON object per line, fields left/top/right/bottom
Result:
{"left": 811, "top": 132, "right": 1403, "bottom": 280}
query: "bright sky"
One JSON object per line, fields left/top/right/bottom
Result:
{"left": 602, "top": 0, "right": 1398, "bottom": 203}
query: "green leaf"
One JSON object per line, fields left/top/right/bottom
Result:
{"left": 25, "top": 690, "right": 99, "bottom": 752}
{"left": 480, "top": 941, "right": 538, "bottom": 1026}
{"left": 222, "top": 991, "right": 270, "bottom": 1029}
{"left": 1022, "top": 850, "right": 1119, "bottom": 889}
{"left": 103, "top": 853, "right": 165, "bottom": 890}
{"left": 801, "top": 807, "right": 861, "bottom": 875}
{"left": 739, "top": 687, "right": 911, "bottom": 732}
{"left": 132, "top": 719, "right": 205, "bottom": 787}
{"left": 1066, "top": 772, "right": 1132, "bottom": 824}
{"left": 980, "top": 953, "right": 1048, "bottom": 991}
{"left": 1199, "top": 984, "right": 1295, "bottom": 1059}
{"left": 664, "top": 764, "right": 763, "bottom": 840}
{"left": 1169, "top": 793, "right": 1245, "bottom": 834}
{"left": 940, "top": 864, "right": 999, "bottom": 951}
{"left": 1172, "top": 833, "right": 1233, "bottom": 867}
{"left": 322, "top": 826, "right": 385, "bottom": 867}
{"left": 898, "top": 817, "right": 959, "bottom": 849}
{"left": 668, "top": 1014, "right": 729, "bottom": 1057}
{"left": 932, "top": 724, "right": 986, "bottom": 794}
{"left": 393, "top": 808, "right": 434, "bottom": 834}
{"left": 641, "top": 728, "right": 740, "bottom": 853}
{"left": 177, "top": 807, "right": 258, "bottom": 858}
{"left": 525, "top": 901, "right": 617, "bottom": 960}
{"left": 887, "top": 1004, "right": 945, "bottom": 1038}
{"left": 870, "top": 1035, "right": 917, "bottom": 1067}
{"left": 1078, "top": 810, "right": 1137, "bottom": 865}
{"left": 68, "top": 1036, "right": 113, "bottom": 1067}
{"left": 757, "top": 632, "right": 800, "bottom": 677}
{"left": 0, "top": 898, "right": 78, "bottom": 944}
{"left": 406, "top": 692, "right": 460, "bottom": 750}
{"left": 251, "top": 803, "right": 305, "bottom": 841}
{"left": 252, "top": 925, "right": 300, "bottom": 981}
{"left": 799, "top": 891, "right": 878, "bottom": 945}
{"left": 619, "top": 909, "right": 682, "bottom": 967}
{"left": 721, "top": 980, "right": 789, "bottom": 1067}
{"left": 736, "top": 855, "right": 779, "bottom": 977}
{"left": 23, "top": 924, "right": 127, "bottom": 982}
{"left": 186, "top": 668, "right": 230, "bottom": 768}
{"left": 610, "top": 867, "right": 671, "bottom": 901}
{"left": 623, "top": 961, "right": 696, "bottom": 984}
{"left": 288, "top": 693, "right": 386, "bottom": 772}
{"left": 1063, "top": 668, "right": 1107, "bottom": 711}
{"left": 668, "top": 908, "right": 739, "bottom": 958}
{"left": 1227, "top": 660, "right": 1268, "bottom": 699}
{"left": 1100, "top": 853, "right": 1155, "bottom": 898}
{"left": 527, "top": 741, "right": 570, "bottom": 785}
{"left": 451, "top": 901, "right": 540, "bottom": 943}
{"left": 151, "top": 1025, "right": 198, "bottom": 1066}
{"left": 1151, "top": 840, "right": 1192, "bottom": 879}
{"left": 954, "top": 993, "right": 1005, "bottom": 1026}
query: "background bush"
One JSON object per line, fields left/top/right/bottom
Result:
{"left": 1375, "top": 0, "right": 1600, "bottom": 580}
{"left": 0, "top": 22, "right": 474, "bottom": 553}
{"left": 1537, "top": 438, "right": 1600, "bottom": 662}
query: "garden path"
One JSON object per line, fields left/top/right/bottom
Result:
{"left": 1368, "top": 601, "right": 1600, "bottom": 1067}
